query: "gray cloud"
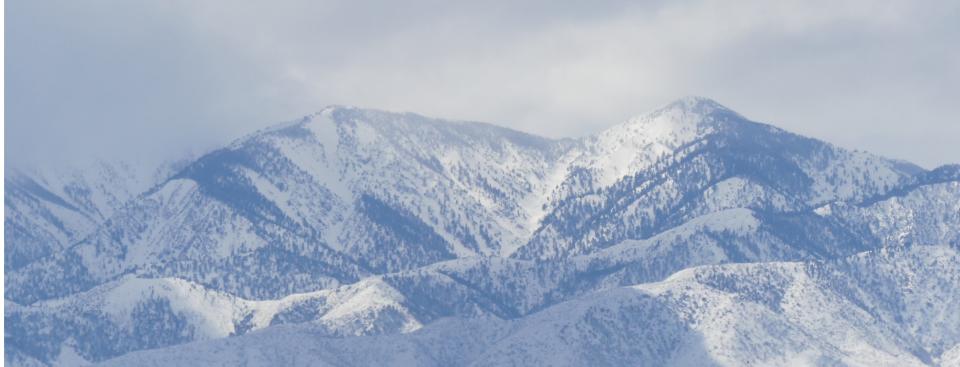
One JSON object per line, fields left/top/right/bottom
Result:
{"left": 7, "top": 0, "right": 959, "bottom": 169}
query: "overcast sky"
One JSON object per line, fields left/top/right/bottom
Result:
{"left": 7, "top": 0, "right": 959, "bottom": 169}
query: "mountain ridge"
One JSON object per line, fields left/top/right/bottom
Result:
{"left": 5, "top": 97, "right": 958, "bottom": 366}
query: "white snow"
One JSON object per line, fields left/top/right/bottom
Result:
{"left": 9, "top": 98, "right": 958, "bottom": 367}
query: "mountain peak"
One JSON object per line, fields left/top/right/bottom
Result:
{"left": 609, "top": 96, "right": 736, "bottom": 137}
{"left": 610, "top": 95, "right": 747, "bottom": 137}
{"left": 659, "top": 96, "right": 733, "bottom": 116}
{"left": 316, "top": 104, "right": 360, "bottom": 116}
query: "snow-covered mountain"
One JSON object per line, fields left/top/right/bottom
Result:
{"left": 4, "top": 160, "right": 185, "bottom": 271}
{"left": 91, "top": 245, "right": 960, "bottom": 367}
{"left": 5, "top": 97, "right": 958, "bottom": 366}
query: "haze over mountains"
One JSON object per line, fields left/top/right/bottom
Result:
{"left": 5, "top": 97, "right": 959, "bottom": 366}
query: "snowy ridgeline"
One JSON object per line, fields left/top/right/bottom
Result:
{"left": 5, "top": 97, "right": 960, "bottom": 366}
{"left": 90, "top": 245, "right": 960, "bottom": 367}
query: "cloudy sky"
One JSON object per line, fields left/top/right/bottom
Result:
{"left": 7, "top": 0, "right": 959, "bottom": 169}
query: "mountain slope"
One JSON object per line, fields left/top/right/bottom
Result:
{"left": 5, "top": 107, "right": 565, "bottom": 303}
{"left": 5, "top": 99, "right": 925, "bottom": 303}
{"left": 10, "top": 177, "right": 959, "bottom": 366}
{"left": 5, "top": 97, "right": 957, "bottom": 366}
{"left": 4, "top": 161, "right": 179, "bottom": 271}
{"left": 518, "top": 97, "right": 921, "bottom": 259}
{"left": 94, "top": 245, "right": 960, "bottom": 367}
{"left": 6, "top": 274, "right": 432, "bottom": 365}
